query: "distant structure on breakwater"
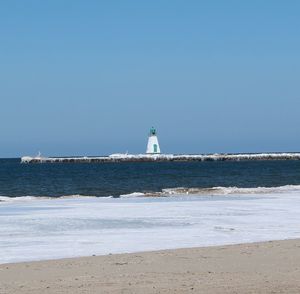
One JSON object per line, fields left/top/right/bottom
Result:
{"left": 146, "top": 127, "right": 161, "bottom": 154}
{"left": 21, "top": 127, "right": 300, "bottom": 164}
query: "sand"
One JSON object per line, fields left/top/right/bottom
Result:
{"left": 1, "top": 239, "right": 300, "bottom": 294}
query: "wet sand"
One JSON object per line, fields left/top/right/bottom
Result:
{"left": 1, "top": 239, "right": 300, "bottom": 294}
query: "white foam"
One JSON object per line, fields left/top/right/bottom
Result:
{"left": 0, "top": 196, "right": 48, "bottom": 203}
{"left": 120, "top": 192, "right": 145, "bottom": 198}
{"left": 161, "top": 185, "right": 300, "bottom": 196}
{"left": 1, "top": 185, "right": 299, "bottom": 204}
{"left": 0, "top": 195, "right": 113, "bottom": 203}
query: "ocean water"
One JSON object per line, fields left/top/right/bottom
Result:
{"left": 1, "top": 159, "right": 300, "bottom": 264}
{"left": 1, "top": 159, "right": 300, "bottom": 198}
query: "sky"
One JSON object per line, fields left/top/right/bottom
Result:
{"left": 0, "top": 1, "right": 299, "bottom": 157}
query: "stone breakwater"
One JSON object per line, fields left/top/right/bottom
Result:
{"left": 21, "top": 153, "right": 300, "bottom": 163}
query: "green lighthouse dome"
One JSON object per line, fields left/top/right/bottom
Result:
{"left": 150, "top": 127, "right": 156, "bottom": 136}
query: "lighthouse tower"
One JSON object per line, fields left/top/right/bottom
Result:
{"left": 146, "top": 127, "right": 161, "bottom": 154}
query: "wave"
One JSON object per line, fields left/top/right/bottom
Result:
{"left": 0, "top": 195, "right": 111, "bottom": 203}
{"left": 1, "top": 185, "right": 300, "bottom": 202}
{"left": 161, "top": 185, "right": 300, "bottom": 195}
{"left": 120, "top": 185, "right": 300, "bottom": 198}
{"left": 0, "top": 196, "right": 48, "bottom": 202}
{"left": 119, "top": 192, "right": 146, "bottom": 198}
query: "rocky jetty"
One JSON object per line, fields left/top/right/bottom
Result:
{"left": 21, "top": 152, "right": 300, "bottom": 164}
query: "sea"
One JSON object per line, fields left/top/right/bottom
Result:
{"left": 1, "top": 158, "right": 300, "bottom": 264}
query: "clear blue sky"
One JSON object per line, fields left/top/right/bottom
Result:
{"left": 1, "top": 1, "right": 299, "bottom": 157}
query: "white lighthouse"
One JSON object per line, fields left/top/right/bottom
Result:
{"left": 146, "top": 127, "right": 161, "bottom": 154}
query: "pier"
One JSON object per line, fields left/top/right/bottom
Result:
{"left": 21, "top": 153, "right": 300, "bottom": 164}
{"left": 20, "top": 128, "right": 300, "bottom": 164}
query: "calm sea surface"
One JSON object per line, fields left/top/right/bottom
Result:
{"left": 1, "top": 159, "right": 300, "bottom": 197}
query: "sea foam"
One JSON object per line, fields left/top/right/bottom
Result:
{"left": 120, "top": 185, "right": 300, "bottom": 197}
{"left": 1, "top": 185, "right": 300, "bottom": 201}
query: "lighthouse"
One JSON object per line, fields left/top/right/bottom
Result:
{"left": 146, "top": 127, "right": 161, "bottom": 154}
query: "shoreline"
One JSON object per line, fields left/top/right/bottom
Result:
{"left": 1, "top": 239, "right": 300, "bottom": 293}
{"left": 1, "top": 184, "right": 300, "bottom": 201}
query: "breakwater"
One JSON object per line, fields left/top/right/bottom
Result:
{"left": 21, "top": 153, "right": 300, "bottom": 163}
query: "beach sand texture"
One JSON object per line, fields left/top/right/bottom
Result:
{"left": 1, "top": 239, "right": 300, "bottom": 294}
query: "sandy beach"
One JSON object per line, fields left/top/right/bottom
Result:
{"left": 1, "top": 239, "right": 300, "bottom": 294}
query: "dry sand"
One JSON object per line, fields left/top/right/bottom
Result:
{"left": 1, "top": 239, "right": 300, "bottom": 294}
